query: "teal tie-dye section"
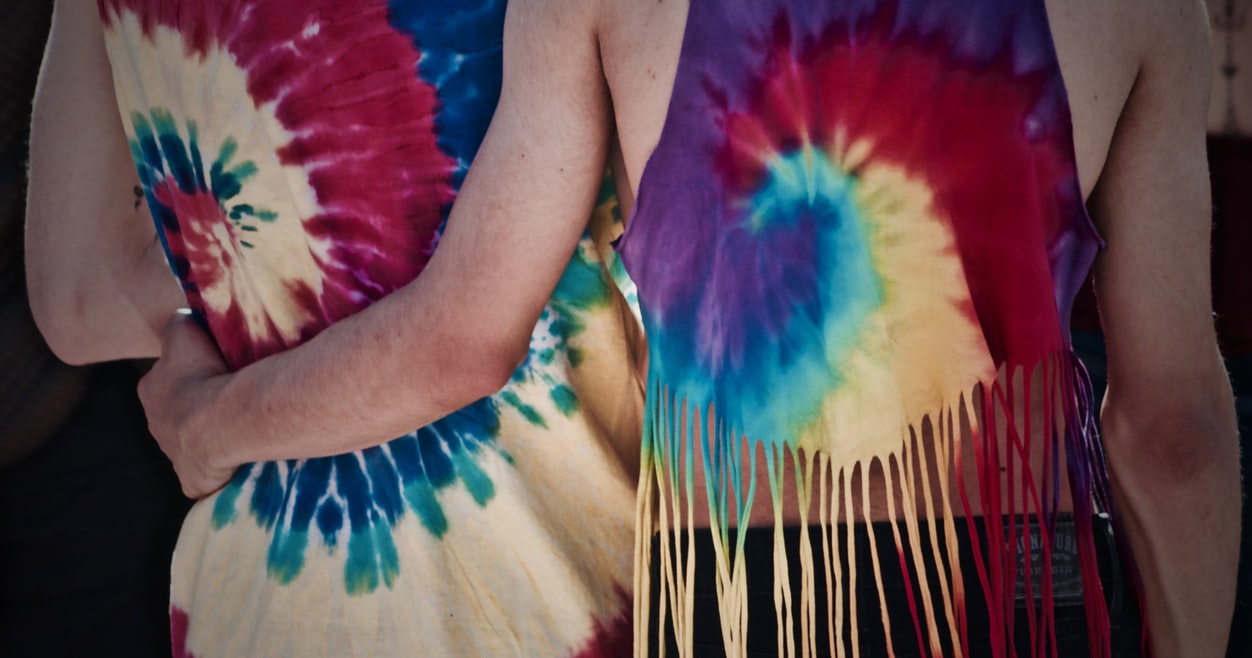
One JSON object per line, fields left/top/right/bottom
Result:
{"left": 211, "top": 399, "right": 505, "bottom": 595}
{"left": 503, "top": 240, "right": 615, "bottom": 425}
{"left": 593, "top": 175, "right": 641, "bottom": 314}
{"left": 608, "top": 256, "right": 640, "bottom": 314}
{"left": 206, "top": 240, "right": 619, "bottom": 595}
{"left": 505, "top": 176, "right": 627, "bottom": 422}
{"left": 647, "top": 143, "right": 886, "bottom": 448}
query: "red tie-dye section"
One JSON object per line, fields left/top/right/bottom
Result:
{"left": 154, "top": 187, "right": 234, "bottom": 296}
{"left": 169, "top": 606, "right": 196, "bottom": 658}
{"left": 99, "top": 0, "right": 455, "bottom": 369}
{"left": 717, "top": 12, "right": 1078, "bottom": 367}
{"left": 570, "top": 589, "right": 633, "bottom": 658}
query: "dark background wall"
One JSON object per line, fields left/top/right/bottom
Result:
{"left": 0, "top": 3, "right": 191, "bottom": 657}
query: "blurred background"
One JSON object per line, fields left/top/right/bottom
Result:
{"left": 0, "top": 2, "right": 191, "bottom": 657}
{"left": 0, "top": 1, "right": 1247, "bottom": 656}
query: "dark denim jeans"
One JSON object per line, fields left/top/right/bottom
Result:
{"left": 649, "top": 515, "right": 1142, "bottom": 657}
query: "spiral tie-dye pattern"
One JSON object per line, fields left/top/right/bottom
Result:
{"left": 620, "top": 2, "right": 1121, "bottom": 656}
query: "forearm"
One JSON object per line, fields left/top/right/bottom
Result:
{"left": 181, "top": 169, "right": 595, "bottom": 474}
{"left": 1102, "top": 365, "right": 1241, "bottom": 658}
{"left": 25, "top": 0, "right": 184, "bottom": 364}
{"left": 192, "top": 270, "right": 528, "bottom": 472}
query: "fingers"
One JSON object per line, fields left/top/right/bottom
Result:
{"left": 179, "top": 471, "right": 217, "bottom": 500}
{"left": 140, "top": 309, "right": 232, "bottom": 499}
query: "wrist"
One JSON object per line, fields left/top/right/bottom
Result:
{"left": 187, "top": 373, "right": 239, "bottom": 475}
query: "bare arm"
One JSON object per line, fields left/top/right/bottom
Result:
{"left": 25, "top": 0, "right": 185, "bottom": 365}
{"left": 139, "top": 0, "right": 611, "bottom": 496}
{"left": 1091, "top": 1, "right": 1240, "bottom": 655}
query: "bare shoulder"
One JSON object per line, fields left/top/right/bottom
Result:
{"left": 491, "top": 0, "right": 608, "bottom": 160}
{"left": 1083, "top": 0, "right": 1217, "bottom": 381}
{"left": 596, "top": 0, "right": 689, "bottom": 198}
{"left": 1047, "top": 0, "right": 1210, "bottom": 201}
{"left": 1133, "top": 0, "right": 1213, "bottom": 92}
{"left": 1042, "top": 0, "right": 1136, "bottom": 199}
{"left": 502, "top": 0, "right": 601, "bottom": 68}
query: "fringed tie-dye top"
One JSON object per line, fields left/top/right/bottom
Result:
{"left": 618, "top": 0, "right": 1117, "bottom": 656}
{"left": 98, "top": 1, "right": 642, "bottom": 656}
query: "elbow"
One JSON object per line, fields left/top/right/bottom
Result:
{"left": 24, "top": 212, "right": 94, "bottom": 365}
{"left": 23, "top": 210, "right": 166, "bottom": 365}
{"left": 25, "top": 274, "right": 96, "bottom": 367}
{"left": 428, "top": 327, "right": 530, "bottom": 411}
{"left": 469, "top": 332, "right": 531, "bottom": 400}
{"left": 30, "top": 308, "right": 98, "bottom": 367}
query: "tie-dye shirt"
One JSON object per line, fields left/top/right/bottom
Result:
{"left": 98, "top": 2, "right": 641, "bottom": 656}
{"left": 619, "top": 0, "right": 1116, "bottom": 656}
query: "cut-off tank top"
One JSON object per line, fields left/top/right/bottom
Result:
{"left": 616, "top": 0, "right": 1120, "bottom": 656}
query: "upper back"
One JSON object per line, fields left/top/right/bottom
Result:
{"left": 601, "top": 0, "right": 1147, "bottom": 211}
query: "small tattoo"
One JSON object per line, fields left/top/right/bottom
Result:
{"left": 133, "top": 185, "right": 143, "bottom": 209}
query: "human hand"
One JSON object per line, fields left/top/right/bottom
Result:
{"left": 138, "top": 310, "right": 234, "bottom": 498}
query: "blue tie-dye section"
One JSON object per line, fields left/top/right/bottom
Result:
{"left": 388, "top": 0, "right": 506, "bottom": 202}
{"left": 212, "top": 398, "right": 503, "bottom": 595}
{"left": 654, "top": 145, "right": 884, "bottom": 446}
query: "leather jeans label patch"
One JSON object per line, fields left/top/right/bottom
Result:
{"left": 1013, "top": 517, "right": 1084, "bottom": 604}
